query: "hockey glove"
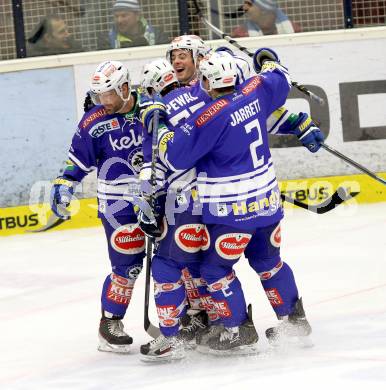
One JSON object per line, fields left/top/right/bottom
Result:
{"left": 133, "top": 195, "right": 163, "bottom": 238}
{"left": 50, "top": 177, "right": 75, "bottom": 219}
{"left": 253, "top": 47, "right": 280, "bottom": 73}
{"left": 215, "top": 46, "right": 234, "bottom": 55}
{"left": 139, "top": 98, "right": 167, "bottom": 132}
{"left": 294, "top": 114, "right": 325, "bottom": 153}
{"left": 83, "top": 92, "right": 95, "bottom": 112}
{"left": 138, "top": 209, "right": 162, "bottom": 238}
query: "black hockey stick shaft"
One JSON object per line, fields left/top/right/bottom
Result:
{"left": 281, "top": 187, "right": 359, "bottom": 214}
{"left": 144, "top": 110, "right": 161, "bottom": 339}
{"left": 321, "top": 143, "right": 386, "bottom": 186}
{"left": 192, "top": 0, "right": 325, "bottom": 105}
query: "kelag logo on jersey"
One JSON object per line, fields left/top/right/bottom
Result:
{"left": 109, "top": 128, "right": 142, "bottom": 151}
{"left": 89, "top": 118, "right": 120, "bottom": 138}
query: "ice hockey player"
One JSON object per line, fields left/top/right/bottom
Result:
{"left": 166, "top": 34, "right": 251, "bottom": 87}
{"left": 140, "top": 50, "right": 322, "bottom": 358}
{"left": 166, "top": 34, "right": 208, "bottom": 86}
{"left": 138, "top": 45, "right": 253, "bottom": 353}
{"left": 139, "top": 58, "right": 213, "bottom": 360}
{"left": 50, "top": 60, "right": 149, "bottom": 353}
{"left": 143, "top": 37, "right": 253, "bottom": 343}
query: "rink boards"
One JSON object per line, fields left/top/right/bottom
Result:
{"left": 0, "top": 27, "right": 386, "bottom": 208}
{"left": 1, "top": 173, "right": 385, "bottom": 237}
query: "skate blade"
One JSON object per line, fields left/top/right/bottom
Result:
{"left": 196, "top": 344, "right": 210, "bottom": 354}
{"left": 97, "top": 340, "right": 131, "bottom": 354}
{"left": 183, "top": 339, "right": 197, "bottom": 350}
{"left": 297, "top": 335, "right": 314, "bottom": 348}
{"left": 198, "top": 343, "right": 259, "bottom": 357}
{"left": 268, "top": 335, "right": 314, "bottom": 349}
{"left": 140, "top": 351, "right": 186, "bottom": 363}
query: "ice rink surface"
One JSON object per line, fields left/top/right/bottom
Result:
{"left": 1, "top": 203, "right": 385, "bottom": 390}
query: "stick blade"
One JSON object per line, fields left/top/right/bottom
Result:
{"left": 281, "top": 187, "right": 360, "bottom": 214}
{"left": 314, "top": 187, "right": 359, "bottom": 214}
{"left": 145, "top": 319, "right": 161, "bottom": 338}
{"left": 25, "top": 214, "right": 67, "bottom": 233}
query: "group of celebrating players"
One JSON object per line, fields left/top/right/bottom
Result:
{"left": 50, "top": 34, "right": 324, "bottom": 362}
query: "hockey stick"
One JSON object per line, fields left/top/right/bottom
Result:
{"left": 192, "top": 0, "right": 325, "bottom": 105}
{"left": 281, "top": 186, "right": 359, "bottom": 214}
{"left": 26, "top": 213, "right": 67, "bottom": 233}
{"left": 26, "top": 203, "right": 71, "bottom": 233}
{"left": 321, "top": 144, "right": 386, "bottom": 186}
{"left": 144, "top": 110, "right": 162, "bottom": 339}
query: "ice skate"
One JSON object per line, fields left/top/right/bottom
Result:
{"left": 265, "top": 298, "right": 313, "bottom": 348}
{"left": 98, "top": 313, "right": 133, "bottom": 354}
{"left": 140, "top": 334, "right": 186, "bottom": 362}
{"left": 205, "top": 305, "right": 259, "bottom": 356}
{"left": 177, "top": 310, "right": 208, "bottom": 349}
{"left": 195, "top": 323, "right": 224, "bottom": 353}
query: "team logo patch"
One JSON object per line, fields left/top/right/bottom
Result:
{"left": 211, "top": 282, "right": 223, "bottom": 291}
{"left": 215, "top": 233, "right": 252, "bottom": 260}
{"left": 175, "top": 224, "right": 208, "bottom": 253}
{"left": 157, "top": 304, "right": 180, "bottom": 326}
{"left": 102, "top": 63, "right": 117, "bottom": 77}
{"left": 270, "top": 224, "right": 281, "bottom": 248}
{"left": 107, "top": 275, "right": 133, "bottom": 305}
{"left": 162, "top": 319, "right": 178, "bottom": 327}
{"left": 242, "top": 76, "right": 262, "bottom": 95}
{"left": 82, "top": 108, "right": 106, "bottom": 129}
{"left": 265, "top": 288, "right": 284, "bottom": 307}
{"left": 210, "top": 299, "right": 231, "bottom": 318}
{"left": 195, "top": 99, "right": 229, "bottom": 127}
{"left": 110, "top": 224, "right": 145, "bottom": 254}
{"left": 127, "top": 147, "right": 144, "bottom": 173}
{"left": 223, "top": 77, "right": 234, "bottom": 84}
{"left": 111, "top": 273, "right": 129, "bottom": 285}
{"left": 164, "top": 73, "right": 174, "bottom": 82}
{"left": 89, "top": 118, "right": 120, "bottom": 138}
{"left": 161, "top": 283, "right": 175, "bottom": 291}
{"left": 126, "top": 264, "right": 143, "bottom": 280}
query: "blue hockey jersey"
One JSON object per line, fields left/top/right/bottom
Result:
{"left": 140, "top": 81, "right": 211, "bottom": 214}
{"left": 65, "top": 92, "right": 144, "bottom": 217}
{"left": 157, "top": 63, "right": 291, "bottom": 229}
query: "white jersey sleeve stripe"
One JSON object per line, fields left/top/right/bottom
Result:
{"left": 68, "top": 153, "right": 95, "bottom": 173}
{"left": 199, "top": 179, "right": 278, "bottom": 203}
{"left": 197, "top": 159, "right": 273, "bottom": 184}
{"left": 198, "top": 164, "right": 276, "bottom": 199}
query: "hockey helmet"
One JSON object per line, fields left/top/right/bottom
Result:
{"left": 199, "top": 51, "right": 237, "bottom": 90}
{"left": 89, "top": 60, "right": 131, "bottom": 104}
{"left": 141, "top": 58, "right": 178, "bottom": 96}
{"left": 166, "top": 35, "right": 209, "bottom": 64}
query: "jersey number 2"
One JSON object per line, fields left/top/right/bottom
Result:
{"left": 245, "top": 119, "right": 264, "bottom": 168}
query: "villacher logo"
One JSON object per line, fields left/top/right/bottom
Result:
{"left": 110, "top": 225, "right": 145, "bottom": 254}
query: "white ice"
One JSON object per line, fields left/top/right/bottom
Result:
{"left": 1, "top": 203, "right": 385, "bottom": 390}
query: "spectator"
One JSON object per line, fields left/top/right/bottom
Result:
{"left": 27, "top": 14, "right": 84, "bottom": 57}
{"left": 97, "top": 0, "right": 168, "bottom": 50}
{"left": 232, "top": 0, "right": 298, "bottom": 37}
